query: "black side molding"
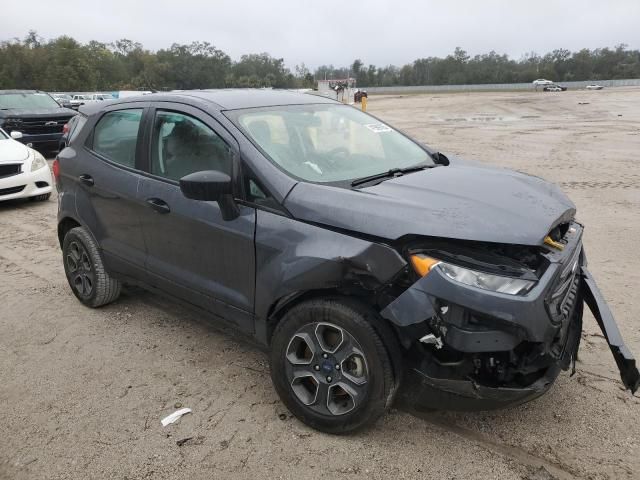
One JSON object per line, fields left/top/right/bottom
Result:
{"left": 581, "top": 267, "right": 640, "bottom": 393}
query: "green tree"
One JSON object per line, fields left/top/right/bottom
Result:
{"left": 1, "top": 32, "right": 639, "bottom": 92}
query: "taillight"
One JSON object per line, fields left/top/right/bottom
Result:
{"left": 52, "top": 158, "right": 60, "bottom": 183}
{"left": 62, "top": 123, "right": 69, "bottom": 134}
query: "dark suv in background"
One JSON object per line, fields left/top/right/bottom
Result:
{"left": 0, "top": 90, "right": 76, "bottom": 152}
{"left": 55, "top": 90, "right": 638, "bottom": 433}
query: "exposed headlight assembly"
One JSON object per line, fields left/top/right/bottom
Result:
{"left": 30, "top": 150, "right": 47, "bottom": 172}
{"left": 410, "top": 254, "right": 536, "bottom": 296}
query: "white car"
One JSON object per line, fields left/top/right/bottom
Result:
{"left": 91, "top": 93, "right": 115, "bottom": 101}
{"left": 0, "top": 129, "right": 52, "bottom": 202}
{"left": 71, "top": 95, "right": 90, "bottom": 109}
{"left": 71, "top": 93, "right": 114, "bottom": 109}
{"left": 532, "top": 79, "right": 554, "bottom": 86}
{"left": 585, "top": 84, "right": 604, "bottom": 90}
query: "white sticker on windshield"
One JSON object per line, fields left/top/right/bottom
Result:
{"left": 364, "top": 123, "right": 393, "bottom": 133}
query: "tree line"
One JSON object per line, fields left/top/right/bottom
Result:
{"left": 1, "top": 31, "right": 638, "bottom": 92}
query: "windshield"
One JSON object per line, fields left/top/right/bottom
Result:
{"left": 0, "top": 129, "right": 8, "bottom": 140}
{"left": 0, "top": 92, "right": 61, "bottom": 110}
{"left": 232, "top": 104, "right": 433, "bottom": 183}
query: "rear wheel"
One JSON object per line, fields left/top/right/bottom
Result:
{"left": 270, "top": 298, "right": 400, "bottom": 433}
{"left": 62, "top": 226, "right": 121, "bottom": 307}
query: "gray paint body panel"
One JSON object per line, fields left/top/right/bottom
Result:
{"left": 285, "top": 160, "right": 575, "bottom": 245}
{"left": 253, "top": 209, "right": 407, "bottom": 342}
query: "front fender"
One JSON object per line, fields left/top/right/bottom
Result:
{"left": 254, "top": 210, "right": 407, "bottom": 343}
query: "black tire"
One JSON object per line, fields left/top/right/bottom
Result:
{"left": 62, "top": 226, "right": 121, "bottom": 307}
{"left": 29, "top": 193, "right": 51, "bottom": 202}
{"left": 270, "top": 298, "right": 400, "bottom": 434}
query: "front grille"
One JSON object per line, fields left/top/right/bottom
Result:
{"left": 0, "top": 185, "right": 26, "bottom": 196}
{"left": 0, "top": 163, "right": 22, "bottom": 178}
{"left": 5, "top": 117, "right": 69, "bottom": 135}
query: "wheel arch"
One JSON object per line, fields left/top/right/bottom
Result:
{"left": 265, "top": 288, "right": 350, "bottom": 345}
{"left": 264, "top": 290, "right": 404, "bottom": 377}
{"left": 57, "top": 216, "right": 82, "bottom": 248}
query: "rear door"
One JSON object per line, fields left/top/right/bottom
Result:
{"left": 137, "top": 103, "right": 256, "bottom": 333}
{"left": 75, "top": 103, "right": 149, "bottom": 278}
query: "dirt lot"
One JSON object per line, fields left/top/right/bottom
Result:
{"left": 1, "top": 88, "right": 639, "bottom": 480}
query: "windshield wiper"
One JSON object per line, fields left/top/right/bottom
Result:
{"left": 350, "top": 165, "right": 433, "bottom": 187}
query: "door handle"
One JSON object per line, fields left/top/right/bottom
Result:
{"left": 146, "top": 197, "right": 171, "bottom": 214}
{"left": 78, "top": 174, "right": 94, "bottom": 186}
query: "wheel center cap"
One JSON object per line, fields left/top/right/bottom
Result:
{"left": 321, "top": 360, "right": 333, "bottom": 373}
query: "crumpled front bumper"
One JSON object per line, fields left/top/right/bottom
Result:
{"left": 400, "top": 269, "right": 639, "bottom": 411}
{"left": 381, "top": 229, "right": 639, "bottom": 410}
{"left": 400, "top": 360, "right": 561, "bottom": 411}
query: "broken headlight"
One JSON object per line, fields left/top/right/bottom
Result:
{"left": 410, "top": 254, "right": 535, "bottom": 296}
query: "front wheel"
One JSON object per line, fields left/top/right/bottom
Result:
{"left": 62, "top": 226, "right": 121, "bottom": 307}
{"left": 270, "top": 299, "right": 400, "bottom": 433}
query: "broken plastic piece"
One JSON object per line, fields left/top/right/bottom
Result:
{"left": 161, "top": 408, "right": 192, "bottom": 427}
{"left": 419, "top": 333, "right": 443, "bottom": 349}
{"left": 581, "top": 267, "right": 640, "bottom": 393}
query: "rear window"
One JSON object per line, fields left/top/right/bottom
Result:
{"left": 92, "top": 109, "right": 142, "bottom": 168}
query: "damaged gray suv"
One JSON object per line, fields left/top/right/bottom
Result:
{"left": 56, "top": 90, "right": 639, "bottom": 433}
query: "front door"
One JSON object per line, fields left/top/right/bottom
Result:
{"left": 137, "top": 105, "right": 256, "bottom": 333}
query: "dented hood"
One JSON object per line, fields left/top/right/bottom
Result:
{"left": 284, "top": 161, "right": 576, "bottom": 246}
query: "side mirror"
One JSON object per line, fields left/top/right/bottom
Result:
{"left": 10, "top": 131, "right": 23, "bottom": 140}
{"left": 179, "top": 170, "right": 239, "bottom": 221}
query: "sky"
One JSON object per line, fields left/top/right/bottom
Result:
{"left": 2, "top": 0, "right": 639, "bottom": 69}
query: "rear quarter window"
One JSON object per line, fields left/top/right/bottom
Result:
{"left": 68, "top": 115, "right": 87, "bottom": 143}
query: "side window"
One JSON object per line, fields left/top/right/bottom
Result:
{"left": 151, "top": 110, "right": 233, "bottom": 181}
{"left": 68, "top": 115, "right": 87, "bottom": 143}
{"left": 92, "top": 109, "right": 142, "bottom": 168}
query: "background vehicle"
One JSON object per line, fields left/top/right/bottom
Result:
{"left": 70, "top": 94, "right": 91, "bottom": 109}
{"left": 71, "top": 93, "right": 115, "bottom": 110}
{"left": 92, "top": 93, "right": 115, "bottom": 101}
{"left": 585, "top": 84, "right": 604, "bottom": 90}
{"left": 56, "top": 90, "right": 639, "bottom": 433}
{"left": 51, "top": 93, "right": 73, "bottom": 108}
{"left": 0, "top": 127, "right": 52, "bottom": 202}
{"left": 532, "top": 78, "right": 554, "bottom": 86}
{"left": 0, "top": 90, "right": 77, "bottom": 153}
{"left": 543, "top": 84, "right": 567, "bottom": 92}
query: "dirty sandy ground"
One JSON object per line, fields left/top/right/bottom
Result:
{"left": 1, "top": 88, "right": 639, "bottom": 480}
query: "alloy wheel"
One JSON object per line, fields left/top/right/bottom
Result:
{"left": 285, "top": 322, "right": 369, "bottom": 416}
{"left": 66, "top": 240, "right": 94, "bottom": 298}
